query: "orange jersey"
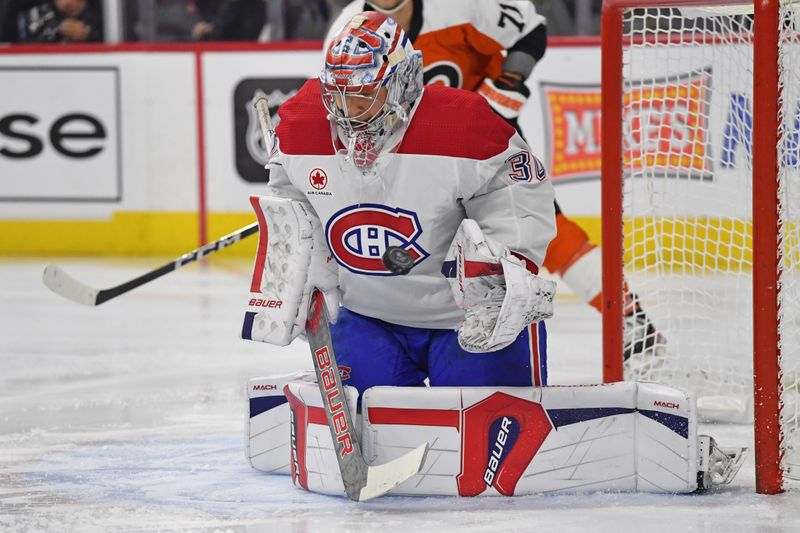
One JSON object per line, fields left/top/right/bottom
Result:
{"left": 327, "top": 0, "right": 545, "bottom": 92}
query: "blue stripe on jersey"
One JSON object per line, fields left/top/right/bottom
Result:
{"left": 538, "top": 321, "right": 548, "bottom": 386}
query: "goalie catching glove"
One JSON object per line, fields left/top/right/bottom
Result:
{"left": 445, "top": 219, "right": 556, "bottom": 353}
{"left": 242, "top": 195, "right": 340, "bottom": 346}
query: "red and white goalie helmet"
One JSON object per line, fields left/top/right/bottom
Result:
{"left": 320, "top": 12, "right": 423, "bottom": 168}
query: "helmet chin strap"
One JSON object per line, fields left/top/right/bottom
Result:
{"left": 365, "top": 0, "right": 411, "bottom": 16}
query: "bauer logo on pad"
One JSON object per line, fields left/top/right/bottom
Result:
{"left": 458, "top": 392, "right": 552, "bottom": 496}
{"left": 483, "top": 416, "right": 521, "bottom": 487}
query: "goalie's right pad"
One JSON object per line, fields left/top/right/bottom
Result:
{"left": 445, "top": 219, "right": 556, "bottom": 352}
{"left": 247, "top": 371, "right": 317, "bottom": 474}
{"left": 252, "top": 379, "right": 358, "bottom": 496}
{"left": 242, "top": 195, "right": 339, "bottom": 346}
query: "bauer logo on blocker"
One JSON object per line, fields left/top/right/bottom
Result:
{"left": 326, "top": 204, "right": 429, "bottom": 275}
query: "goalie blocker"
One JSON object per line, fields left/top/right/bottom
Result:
{"left": 247, "top": 376, "right": 745, "bottom": 496}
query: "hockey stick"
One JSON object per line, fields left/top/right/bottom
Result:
{"left": 251, "top": 93, "right": 427, "bottom": 499}
{"left": 42, "top": 222, "right": 259, "bottom": 306}
{"left": 41, "top": 89, "right": 277, "bottom": 306}
{"left": 305, "top": 289, "right": 428, "bottom": 501}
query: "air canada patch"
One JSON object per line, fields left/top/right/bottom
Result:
{"left": 309, "top": 168, "right": 328, "bottom": 190}
{"left": 307, "top": 168, "right": 332, "bottom": 197}
{"left": 325, "top": 204, "right": 428, "bottom": 275}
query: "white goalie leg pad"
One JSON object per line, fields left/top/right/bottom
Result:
{"left": 632, "top": 382, "right": 698, "bottom": 492}
{"left": 247, "top": 372, "right": 316, "bottom": 474}
{"left": 446, "top": 219, "right": 556, "bottom": 353}
{"left": 361, "top": 382, "right": 701, "bottom": 496}
{"left": 242, "top": 195, "right": 339, "bottom": 346}
{"left": 282, "top": 380, "right": 359, "bottom": 496}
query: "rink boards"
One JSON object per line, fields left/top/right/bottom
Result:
{"left": 3, "top": 38, "right": 792, "bottom": 263}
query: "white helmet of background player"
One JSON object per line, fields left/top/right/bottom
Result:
{"left": 320, "top": 11, "right": 423, "bottom": 169}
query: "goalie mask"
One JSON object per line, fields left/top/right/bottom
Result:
{"left": 320, "top": 12, "right": 423, "bottom": 170}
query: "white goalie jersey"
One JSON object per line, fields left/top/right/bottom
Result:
{"left": 265, "top": 80, "right": 555, "bottom": 329}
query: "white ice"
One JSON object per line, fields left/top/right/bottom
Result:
{"left": 1, "top": 257, "right": 798, "bottom": 533}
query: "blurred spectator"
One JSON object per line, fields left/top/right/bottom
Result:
{"left": 1, "top": 0, "right": 606, "bottom": 45}
{"left": 150, "top": 0, "right": 202, "bottom": 42}
{"left": 0, "top": 0, "right": 19, "bottom": 41}
{"left": 191, "top": 0, "right": 265, "bottom": 41}
{"left": 3, "top": 0, "right": 102, "bottom": 43}
{"left": 532, "top": 0, "right": 601, "bottom": 36}
{"left": 268, "top": 0, "right": 330, "bottom": 40}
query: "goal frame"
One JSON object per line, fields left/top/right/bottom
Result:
{"left": 600, "top": 0, "right": 783, "bottom": 494}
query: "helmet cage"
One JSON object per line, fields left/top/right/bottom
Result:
{"left": 320, "top": 79, "right": 393, "bottom": 136}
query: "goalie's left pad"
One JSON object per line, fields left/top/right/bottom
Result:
{"left": 445, "top": 218, "right": 556, "bottom": 352}
{"left": 248, "top": 379, "right": 740, "bottom": 496}
{"left": 242, "top": 195, "right": 339, "bottom": 346}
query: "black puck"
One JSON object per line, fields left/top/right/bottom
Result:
{"left": 382, "top": 246, "right": 415, "bottom": 275}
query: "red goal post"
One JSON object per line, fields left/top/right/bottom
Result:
{"left": 600, "top": 0, "right": 791, "bottom": 494}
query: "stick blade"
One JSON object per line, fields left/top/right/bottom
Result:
{"left": 357, "top": 443, "right": 429, "bottom": 502}
{"left": 42, "top": 264, "right": 99, "bottom": 306}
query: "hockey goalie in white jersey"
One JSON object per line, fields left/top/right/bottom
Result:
{"left": 241, "top": 12, "right": 744, "bottom": 498}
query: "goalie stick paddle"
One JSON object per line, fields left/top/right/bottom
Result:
{"left": 42, "top": 222, "right": 259, "bottom": 306}
{"left": 305, "top": 289, "right": 428, "bottom": 501}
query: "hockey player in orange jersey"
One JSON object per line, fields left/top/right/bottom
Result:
{"left": 327, "top": 0, "right": 665, "bottom": 364}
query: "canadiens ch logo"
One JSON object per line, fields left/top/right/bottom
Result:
{"left": 326, "top": 204, "right": 429, "bottom": 275}
{"left": 326, "top": 19, "right": 392, "bottom": 74}
{"left": 310, "top": 168, "right": 328, "bottom": 190}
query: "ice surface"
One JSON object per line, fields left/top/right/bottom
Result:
{"left": 1, "top": 257, "right": 798, "bottom": 532}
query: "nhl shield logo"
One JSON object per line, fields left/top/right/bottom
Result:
{"left": 309, "top": 168, "right": 328, "bottom": 190}
{"left": 245, "top": 89, "right": 295, "bottom": 167}
{"left": 233, "top": 78, "right": 303, "bottom": 183}
{"left": 325, "top": 204, "right": 429, "bottom": 275}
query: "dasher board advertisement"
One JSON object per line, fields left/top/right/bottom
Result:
{"left": 0, "top": 67, "right": 121, "bottom": 202}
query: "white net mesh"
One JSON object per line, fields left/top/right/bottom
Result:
{"left": 619, "top": 3, "right": 800, "bottom": 479}
{"left": 777, "top": 3, "right": 800, "bottom": 480}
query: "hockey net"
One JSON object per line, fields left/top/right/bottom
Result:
{"left": 601, "top": 0, "right": 800, "bottom": 492}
